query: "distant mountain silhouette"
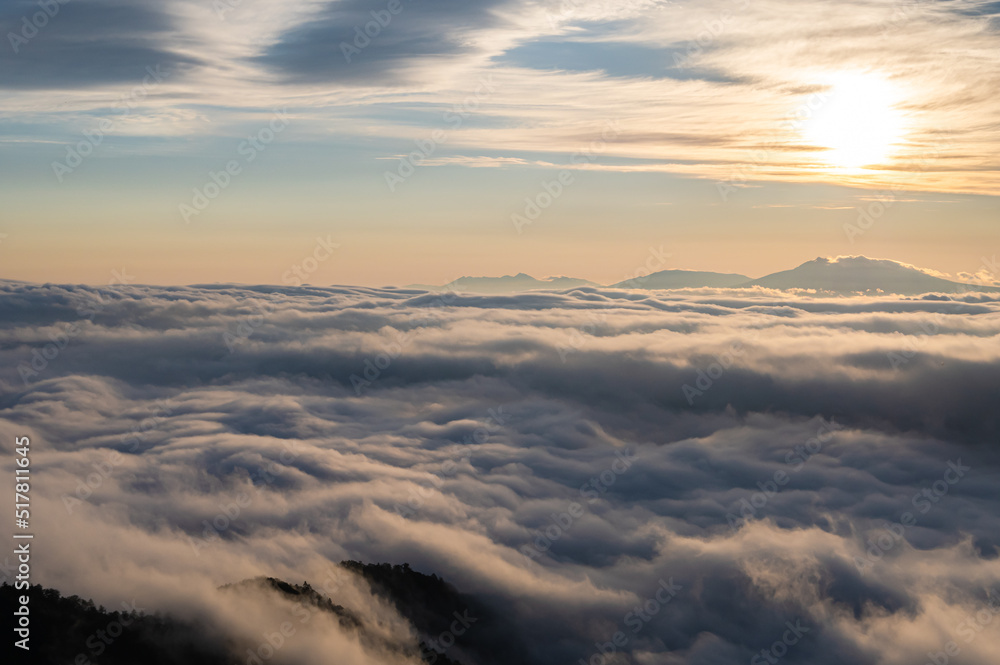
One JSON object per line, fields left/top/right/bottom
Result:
{"left": 745, "top": 256, "right": 1000, "bottom": 295}
{"left": 407, "top": 256, "right": 998, "bottom": 296}
{"left": 611, "top": 269, "right": 751, "bottom": 289}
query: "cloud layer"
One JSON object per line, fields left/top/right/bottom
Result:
{"left": 1, "top": 282, "right": 999, "bottom": 664}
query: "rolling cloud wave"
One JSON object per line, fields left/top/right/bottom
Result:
{"left": 1, "top": 282, "right": 999, "bottom": 664}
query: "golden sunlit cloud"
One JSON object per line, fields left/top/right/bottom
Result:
{"left": 801, "top": 72, "right": 908, "bottom": 170}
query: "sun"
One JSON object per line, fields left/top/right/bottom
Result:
{"left": 801, "top": 73, "right": 906, "bottom": 169}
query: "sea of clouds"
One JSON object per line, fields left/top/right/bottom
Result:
{"left": 1, "top": 281, "right": 999, "bottom": 665}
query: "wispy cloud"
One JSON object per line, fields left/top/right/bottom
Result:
{"left": 1, "top": 0, "right": 997, "bottom": 194}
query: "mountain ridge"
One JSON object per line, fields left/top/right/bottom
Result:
{"left": 741, "top": 256, "right": 1000, "bottom": 295}
{"left": 409, "top": 256, "right": 999, "bottom": 295}
{"left": 1, "top": 562, "right": 505, "bottom": 665}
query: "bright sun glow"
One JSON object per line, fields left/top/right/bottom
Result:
{"left": 802, "top": 73, "right": 906, "bottom": 169}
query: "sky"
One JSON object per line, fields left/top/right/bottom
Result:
{"left": 0, "top": 0, "right": 998, "bottom": 285}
